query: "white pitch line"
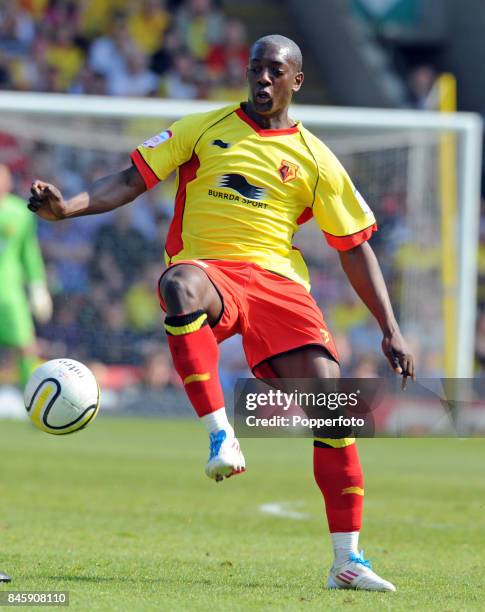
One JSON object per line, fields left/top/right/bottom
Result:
{"left": 259, "top": 501, "right": 312, "bottom": 520}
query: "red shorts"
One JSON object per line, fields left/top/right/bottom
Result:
{"left": 159, "top": 260, "right": 339, "bottom": 374}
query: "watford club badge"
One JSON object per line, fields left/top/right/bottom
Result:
{"left": 278, "top": 160, "right": 299, "bottom": 183}
{"left": 320, "top": 328, "right": 330, "bottom": 345}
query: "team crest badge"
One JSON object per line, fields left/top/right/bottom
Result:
{"left": 278, "top": 160, "right": 299, "bottom": 183}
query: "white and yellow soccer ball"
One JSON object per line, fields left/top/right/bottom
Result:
{"left": 24, "top": 359, "right": 100, "bottom": 435}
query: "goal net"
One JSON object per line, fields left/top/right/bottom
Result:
{"left": 0, "top": 93, "right": 481, "bottom": 394}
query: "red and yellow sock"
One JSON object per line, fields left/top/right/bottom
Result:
{"left": 164, "top": 310, "right": 224, "bottom": 417}
{"left": 313, "top": 437, "right": 364, "bottom": 533}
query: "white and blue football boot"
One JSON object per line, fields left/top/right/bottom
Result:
{"left": 205, "top": 430, "right": 246, "bottom": 482}
{"left": 327, "top": 551, "right": 396, "bottom": 592}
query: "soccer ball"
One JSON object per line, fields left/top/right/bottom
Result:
{"left": 24, "top": 359, "right": 100, "bottom": 435}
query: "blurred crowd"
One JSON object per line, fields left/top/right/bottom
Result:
{"left": 0, "top": 0, "right": 248, "bottom": 101}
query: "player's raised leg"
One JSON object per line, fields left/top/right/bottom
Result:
{"left": 266, "top": 346, "right": 395, "bottom": 592}
{"left": 159, "top": 264, "right": 245, "bottom": 481}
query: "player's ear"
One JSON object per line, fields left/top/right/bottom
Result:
{"left": 292, "top": 71, "right": 304, "bottom": 93}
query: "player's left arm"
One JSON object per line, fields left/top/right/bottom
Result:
{"left": 338, "top": 241, "right": 415, "bottom": 386}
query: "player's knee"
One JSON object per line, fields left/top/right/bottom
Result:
{"left": 159, "top": 267, "right": 206, "bottom": 313}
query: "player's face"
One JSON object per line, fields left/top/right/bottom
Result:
{"left": 246, "top": 44, "right": 303, "bottom": 116}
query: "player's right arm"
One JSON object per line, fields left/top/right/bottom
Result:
{"left": 29, "top": 110, "right": 218, "bottom": 221}
{"left": 28, "top": 166, "right": 146, "bottom": 221}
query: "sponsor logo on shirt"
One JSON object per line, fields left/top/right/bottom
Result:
{"left": 218, "top": 174, "right": 265, "bottom": 200}
{"left": 278, "top": 159, "right": 299, "bottom": 183}
{"left": 142, "top": 129, "right": 173, "bottom": 148}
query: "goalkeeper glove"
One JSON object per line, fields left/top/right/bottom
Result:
{"left": 29, "top": 282, "right": 53, "bottom": 323}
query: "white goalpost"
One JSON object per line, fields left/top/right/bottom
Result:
{"left": 0, "top": 92, "right": 481, "bottom": 378}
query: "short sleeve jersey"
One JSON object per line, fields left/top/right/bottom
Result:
{"left": 131, "top": 104, "right": 376, "bottom": 291}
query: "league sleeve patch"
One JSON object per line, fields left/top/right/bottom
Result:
{"left": 142, "top": 129, "right": 173, "bottom": 149}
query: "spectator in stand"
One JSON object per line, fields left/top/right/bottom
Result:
{"left": 44, "top": 27, "right": 84, "bottom": 90}
{"left": 207, "top": 59, "right": 247, "bottom": 102}
{"left": 0, "top": 63, "right": 12, "bottom": 89}
{"left": 406, "top": 64, "right": 437, "bottom": 110}
{"left": 129, "top": 182, "right": 173, "bottom": 242}
{"left": 90, "top": 206, "right": 151, "bottom": 288}
{"left": 78, "top": 0, "right": 128, "bottom": 39}
{"left": 0, "top": 0, "right": 35, "bottom": 55}
{"left": 175, "top": 0, "right": 224, "bottom": 61}
{"left": 0, "top": 132, "right": 31, "bottom": 181}
{"left": 69, "top": 65, "right": 107, "bottom": 95}
{"left": 42, "top": 0, "right": 81, "bottom": 32}
{"left": 150, "top": 27, "right": 182, "bottom": 77}
{"left": 124, "top": 262, "right": 163, "bottom": 334}
{"left": 18, "top": 0, "right": 49, "bottom": 20}
{"left": 108, "top": 49, "right": 159, "bottom": 96}
{"left": 118, "top": 348, "right": 184, "bottom": 415}
{"left": 77, "top": 280, "right": 112, "bottom": 338}
{"left": 328, "top": 286, "right": 371, "bottom": 335}
{"left": 41, "top": 64, "right": 63, "bottom": 93}
{"left": 39, "top": 219, "right": 93, "bottom": 294}
{"left": 8, "top": 28, "right": 47, "bottom": 91}
{"left": 88, "top": 13, "right": 137, "bottom": 86}
{"left": 127, "top": 0, "right": 170, "bottom": 55}
{"left": 206, "top": 18, "right": 248, "bottom": 82}
{"left": 160, "top": 51, "right": 201, "bottom": 99}
{"left": 38, "top": 296, "right": 85, "bottom": 360}
{"left": 87, "top": 300, "right": 148, "bottom": 365}
{"left": 140, "top": 348, "right": 173, "bottom": 390}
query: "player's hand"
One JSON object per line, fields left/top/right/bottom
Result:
{"left": 29, "top": 181, "right": 67, "bottom": 221}
{"left": 381, "top": 330, "right": 415, "bottom": 390}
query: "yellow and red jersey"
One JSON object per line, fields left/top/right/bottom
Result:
{"left": 131, "top": 103, "right": 376, "bottom": 290}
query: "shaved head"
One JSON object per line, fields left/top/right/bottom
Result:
{"left": 245, "top": 33, "right": 304, "bottom": 123}
{"left": 250, "top": 34, "right": 302, "bottom": 72}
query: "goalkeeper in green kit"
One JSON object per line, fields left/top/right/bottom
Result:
{"left": 0, "top": 164, "right": 52, "bottom": 389}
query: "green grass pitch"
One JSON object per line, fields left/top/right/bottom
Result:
{"left": 0, "top": 418, "right": 484, "bottom": 611}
